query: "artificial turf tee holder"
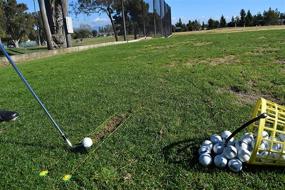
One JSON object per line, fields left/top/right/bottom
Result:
{"left": 0, "top": 43, "right": 93, "bottom": 153}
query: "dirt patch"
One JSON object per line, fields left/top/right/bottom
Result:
{"left": 217, "top": 87, "right": 281, "bottom": 105}
{"left": 192, "top": 42, "right": 213, "bottom": 47}
{"left": 186, "top": 55, "right": 240, "bottom": 66}
{"left": 257, "top": 36, "right": 267, "bottom": 40}
{"left": 90, "top": 113, "right": 129, "bottom": 143}
{"left": 144, "top": 44, "right": 176, "bottom": 50}
{"left": 246, "top": 47, "right": 280, "bottom": 56}
{"left": 275, "top": 59, "right": 285, "bottom": 65}
{"left": 123, "top": 55, "right": 139, "bottom": 61}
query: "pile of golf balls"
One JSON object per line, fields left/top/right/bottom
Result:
{"left": 198, "top": 130, "right": 285, "bottom": 172}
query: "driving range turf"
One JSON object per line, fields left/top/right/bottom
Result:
{"left": 0, "top": 29, "right": 285, "bottom": 189}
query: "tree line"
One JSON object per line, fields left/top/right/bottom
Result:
{"left": 174, "top": 8, "right": 285, "bottom": 32}
{"left": 0, "top": 0, "right": 39, "bottom": 48}
{"left": 0, "top": 0, "right": 156, "bottom": 50}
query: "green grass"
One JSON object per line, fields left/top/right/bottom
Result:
{"left": 0, "top": 29, "right": 285, "bottom": 189}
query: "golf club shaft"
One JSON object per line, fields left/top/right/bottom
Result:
{"left": 0, "top": 44, "right": 70, "bottom": 145}
{"left": 225, "top": 113, "right": 268, "bottom": 145}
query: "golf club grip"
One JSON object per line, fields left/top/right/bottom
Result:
{"left": 225, "top": 113, "right": 267, "bottom": 145}
{"left": 0, "top": 44, "right": 67, "bottom": 138}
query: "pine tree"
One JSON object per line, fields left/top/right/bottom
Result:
{"left": 202, "top": 22, "right": 205, "bottom": 30}
{"left": 245, "top": 10, "right": 253, "bottom": 26}
{"left": 240, "top": 9, "right": 246, "bottom": 27}
{"left": 219, "top": 15, "right": 226, "bottom": 28}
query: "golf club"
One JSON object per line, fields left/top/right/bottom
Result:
{"left": 0, "top": 43, "right": 92, "bottom": 152}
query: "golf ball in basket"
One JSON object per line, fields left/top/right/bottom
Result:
{"left": 214, "top": 154, "right": 228, "bottom": 168}
{"left": 210, "top": 134, "right": 222, "bottom": 145}
{"left": 228, "top": 159, "right": 243, "bottom": 172}
{"left": 235, "top": 141, "right": 249, "bottom": 150}
{"left": 202, "top": 140, "right": 213, "bottom": 149}
{"left": 199, "top": 153, "right": 212, "bottom": 167}
{"left": 221, "top": 131, "right": 232, "bottom": 141}
{"left": 241, "top": 133, "right": 254, "bottom": 144}
{"left": 237, "top": 148, "right": 251, "bottom": 163}
{"left": 262, "top": 131, "right": 269, "bottom": 139}
{"left": 258, "top": 150, "right": 269, "bottom": 158}
{"left": 223, "top": 145, "right": 237, "bottom": 160}
{"left": 82, "top": 137, "right": 93, "bottom": 148}
{"left": 259, "top": 141, "right": 269, "bottom": 150}
{"left": 278, "top": 134, "right": 285, "bottom": 142}
{"left": 199, "top": 146, "right": 211, "bottom": 155}
{"left": 213, "top": 142, "right": 224, "bottom": 155}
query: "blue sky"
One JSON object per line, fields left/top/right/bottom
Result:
{"left": 19, "top": 0, "right": 285, "bottom": 28}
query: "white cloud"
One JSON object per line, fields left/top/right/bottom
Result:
{"left": 93, "top": 17, "right": 110, "bottom": 26}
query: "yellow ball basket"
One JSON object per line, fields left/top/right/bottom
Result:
{"left": 248, "top": 98, "right": 285, "bottom": 166}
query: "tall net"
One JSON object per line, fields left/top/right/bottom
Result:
{"left": 119, "top": 0, "right": 172, "bottom": 39}
{"left": 145, "top": 0, "right": 172, "bottom": 37}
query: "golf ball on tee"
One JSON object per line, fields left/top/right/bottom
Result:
{"left": 82, "top": 137, "right": 93, "bottom": 148}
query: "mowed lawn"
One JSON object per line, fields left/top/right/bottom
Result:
{"left": 0, "top": 29, "right": 285, "bottom": 189}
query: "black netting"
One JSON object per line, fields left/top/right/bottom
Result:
{"left": 146, "top": 0, "right": 172, "bottom": 37}
{"left": 118, "top": 0, "right": 172, "bottom": 39}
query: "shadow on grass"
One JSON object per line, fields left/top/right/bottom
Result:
{"left": 0, "top": 139, "right": 58, "bottom": 150}
{"left": 243, "top": 164, "right": 285, "bottom": 174}
{"left": 7, "top": 48, "right": 25, "bottom": 55}
{"left": 162, "top": 138, "right": 202, "bottom": 170}
{"left": 163, "top": 138, "right": 285, "bottom": 174}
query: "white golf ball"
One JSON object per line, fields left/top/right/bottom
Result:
{"left": 259, "top": 141, "right": 269, "bottom": 150}
{"left": 278, "top": 134, "right": 285, "bottom": 142}
{"left": 248, "top": 139, "right": 256, "bottom": 152}
{"left": 262, "top": 131, "right": 269, "bottom": 139}
{"left": 228, "top": 159, "right": 243, "bottom": 172}
{"left": 221, "top": 131, "right": 232, "bottom": 141}
{"left": 235, "top": 141, "right": 249, "bottom": 150}
{"left": 199, "top": 146, "right": 211, "bottom": 155}
{"left": 213, "top": 142, "right": 224, "bottom": 155}
{"left": 199, "top": 153, "right": 212, "bottom": 167}
{"left": 214, "top": 154, "right": 228, "bottom": 168}
{"left": 270, "top": 152, "right": 280, "bottom": 159}
{"left": 241, "top": 133, "right": 254, "bottom": 144}
{"left": 223, "top": 145, "right": 237, "bottom": 159}
{"left": 202, "top": 140, "right": 213, "bottom": 149}
{"left": 227, "top": 139, "right": 236, "bottom": 147}
{"left": 82, "top": 137, "right": 93, "bottom": 148}
{"left": 237, "top": 148, "right": 251, "bottom": 163}
{"left": 210, "top": 134, "right": 222, "bottom": 145}
{"left": 272, "top": 143, "right": 282, "bottom": 151}
{"left": 258, "top": 151, "right": 269, "bottom": 158}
